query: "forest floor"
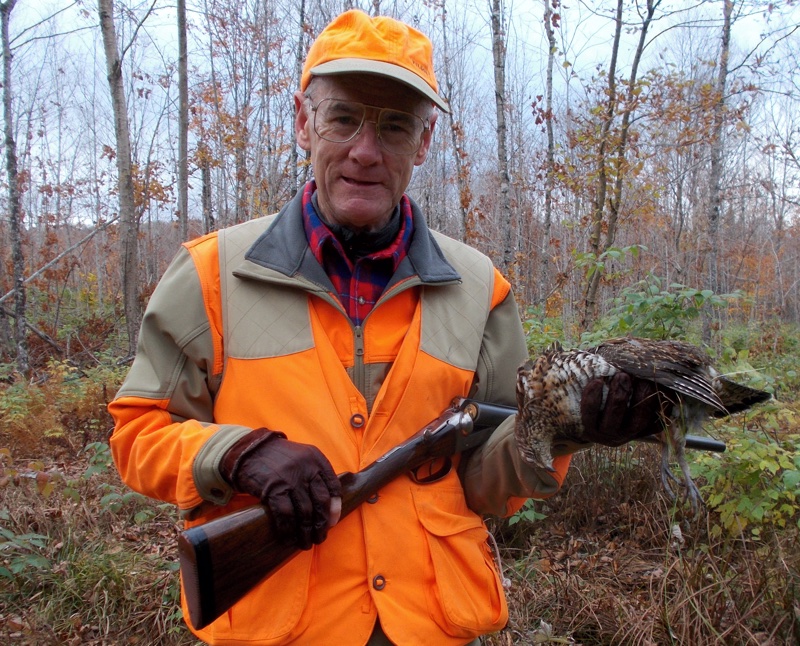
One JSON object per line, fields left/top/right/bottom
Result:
{"left": 487, "top": 442, "right": 800, "bottom": 645}
{"left": 1, "top": 343, "right": 798, "bottom": 645}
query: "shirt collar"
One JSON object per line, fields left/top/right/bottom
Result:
{"left": 302, "top": 181, "right": 413, "bottom": 270}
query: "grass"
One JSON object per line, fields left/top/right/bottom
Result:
{"left": 488, "top": 443, "right": 800, "bottom": 645}
{"left": 0, "top": 445, "right": 197, "bottom": 644}
{"left": 1, "top": 328, "right": 799, "bottom": 645}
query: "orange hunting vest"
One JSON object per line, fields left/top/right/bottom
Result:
{"left": 181, "top": 214, "right": 510, "bottom": 645}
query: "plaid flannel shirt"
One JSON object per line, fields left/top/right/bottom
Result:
{"left": 302, "top": 182, "right": 413, "bottom": 326}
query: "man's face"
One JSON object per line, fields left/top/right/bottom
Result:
{"left": 294, "top": 74, "right": 437, "bottom": 232}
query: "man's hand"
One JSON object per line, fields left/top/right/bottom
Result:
{"left": 580, "top": 372, "right": 664, "bottom": 447}
{"left": 220, "top": 429, "right": 342, "bottom": 550}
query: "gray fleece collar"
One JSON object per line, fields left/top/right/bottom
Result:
{"left": 244, "top": 188, "right": 461, "bottom": 285}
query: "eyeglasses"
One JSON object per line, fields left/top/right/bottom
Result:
{"left": 306, "top": 97, "right": 429, "bottom": 156}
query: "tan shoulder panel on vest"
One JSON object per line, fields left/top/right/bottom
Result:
{"left": 218, "top": 216, "right": 316, "bottom": 359}
{"left": 421, "top": 232, "right": 495, "bottom": 371}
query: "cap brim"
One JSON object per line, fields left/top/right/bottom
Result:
{"left": 309, "top": 59, "right": 450, "bottom": 113}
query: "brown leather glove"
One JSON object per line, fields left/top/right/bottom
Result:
{"left": 220, "top": 429, "right": 342, "bottom": 550}
{"left": 580, "top": 373, "right": 664, "bottom": 447}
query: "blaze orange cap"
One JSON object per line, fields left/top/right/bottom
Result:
{"left": 301, "top": 10, "right": 449, "bottom": 112}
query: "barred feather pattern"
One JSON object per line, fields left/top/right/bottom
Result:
{"left": 590, "top": 338, "right": 727, "bottom": 413}
{"left": 514, "top": 337, "right": 772, "bottom": 510}
{"left": 514, "top": 347, "right": 617, "bottom": 471}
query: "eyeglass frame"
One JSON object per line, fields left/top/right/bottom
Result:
{"left": 303, "top": 96, "right": 431, "bottom": 156}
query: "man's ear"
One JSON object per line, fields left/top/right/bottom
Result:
{"left": 294, "top": 92, "right": 312, "bottom": 151}
{"left": 414, "top": 108, "right": 438, "bottom": 166}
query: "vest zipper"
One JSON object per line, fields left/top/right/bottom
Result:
{"left": 353, "top": 325, "right": 366, "bottom": 395}
{"left": 375, "top": 276, "right": 422, "bottom": 308}
{"left": 353, "top": 276, "right": 456, "bottom": 401}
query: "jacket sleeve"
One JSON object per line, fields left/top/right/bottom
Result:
{"left": 461, "top": 282, "right": 572, "bottom": 517}
{"left": 108, "top": 245, "right": 250, "bottom": 514}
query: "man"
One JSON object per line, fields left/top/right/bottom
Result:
{"left": 109, "top": 10, "right": 656, "bottom": 645}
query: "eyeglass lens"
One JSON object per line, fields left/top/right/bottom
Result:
{"left": 313, "top": 98, "right": 426, "bottom": 155}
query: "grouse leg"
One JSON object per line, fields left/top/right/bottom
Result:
{"left": 659, "top": 440, "right": 679, "bottom": 501}
{"left": 671, "top": 426, "right": 703, "bottom": 512}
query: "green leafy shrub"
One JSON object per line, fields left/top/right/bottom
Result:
{"left": 521, "top": 305, "right": 564, "bottom": 353}
{"left": 715, "top": 347, "right": 774, "bottom": 398}
{"left": 582, "top": 273, "right": 743, "bottom": 344}
{"left": 508, "top": 499, "right": 548, "bottom": 526}
{"left": 572, "top": 244, "right": 645, "bottom": 284}
{"left": 693, "top": 415, "right": 800, "bottom": 537}
{"left": 83, "top": 440, "right": 115, "bottom": 477}
{"left": 719, "top": 324, "right": 800, "bottom": 400}
{"left": 0, "top": 511, "right": 52, "bottom": 579}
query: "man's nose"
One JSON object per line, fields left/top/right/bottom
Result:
{"left": 349, "top": 119, "right": 383, "bottom": 159}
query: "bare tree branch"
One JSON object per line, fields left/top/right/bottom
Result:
{"left": 0, "top": 217, "right": 119, "bottom": 306}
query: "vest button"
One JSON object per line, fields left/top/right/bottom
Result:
{"left": 350, "top": 413, "right": 365, "bottom": 428}
{"left": 367, "top": 493, "right": 379, "bottom": 504}
{"left": 372, "top": 574, "right": 386, "bottom": 590}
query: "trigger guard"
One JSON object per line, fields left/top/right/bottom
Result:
{"left": 410, "top": 457, "right": 453, "bottom": 484}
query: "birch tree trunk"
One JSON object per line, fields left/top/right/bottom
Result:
{"left": 702, "top": 0, "right": 732, "bottom": 343}
{"left": 584, "top": 0, "right": 661, "bottom": 329}
{"left": 0, "top": 0, "right": 29, "bottom": 375}
{"left": 540, "top": 0, "right": 558, "bottom": 304}
{"left": 178, "top": 0, "right": 189, "bottom": 241}
{"left": 580, "top": 0, "right": 623, "bottom": 331}
{"left": 201, "top": 143, "right": 214, "bottom": 233}
{"left": 98, "top": 0, "right": 141, "bottom": 356}
{"left": 439, "top": 3, "right": 474, "bottom": 242}
{"left": 292, "top": 0, "right": 307, "bottom": 190}
{"left": 605, "top": 0, "right": 658, "bottom": 249}
{"left": 490, "top": 0, "right": 514, "bottom": 275}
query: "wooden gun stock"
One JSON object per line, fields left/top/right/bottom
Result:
{"left": 177, "top": 399, "right": 726, "bottom": 630}
{"left": 178, "top": 398, "right": 513, "bottom": 630}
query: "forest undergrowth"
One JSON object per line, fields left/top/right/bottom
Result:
{"left": 1, "top": 322, "right": 798, "bottom": 645}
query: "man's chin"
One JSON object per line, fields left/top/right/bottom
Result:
{"left": 329, "top": 199, "right": 393, "bottom": 230}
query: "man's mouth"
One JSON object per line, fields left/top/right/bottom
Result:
{"left": 343, "top": 176, "right": 379, "bottom": 187}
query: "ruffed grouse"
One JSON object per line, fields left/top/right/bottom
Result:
{"left": 515, "top": 337, "right": 771, "bottom": 508}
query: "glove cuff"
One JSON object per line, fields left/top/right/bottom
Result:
{"left": 219, "top": 427, "right": 287, "bottom": 486}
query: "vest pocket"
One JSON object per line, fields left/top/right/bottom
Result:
{"left": 412, "top": 486, "right": 507, "bottom": 636}
{"left": 198, "top": 547, "right": 315, "bottom": 643}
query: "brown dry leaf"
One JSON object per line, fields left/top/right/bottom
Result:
{"left": 6, "top": 615, "right": 27, "bottom": 631}
{"left": 36, "top": 471, "right": 55, "bottom": 497}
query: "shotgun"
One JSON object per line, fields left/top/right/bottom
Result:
{"left": 178, "top": 398, "right": 725, "bottom": 629}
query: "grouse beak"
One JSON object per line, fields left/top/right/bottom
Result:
{"left": 520, "top": 448, "right": 556, "bottom": 473}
